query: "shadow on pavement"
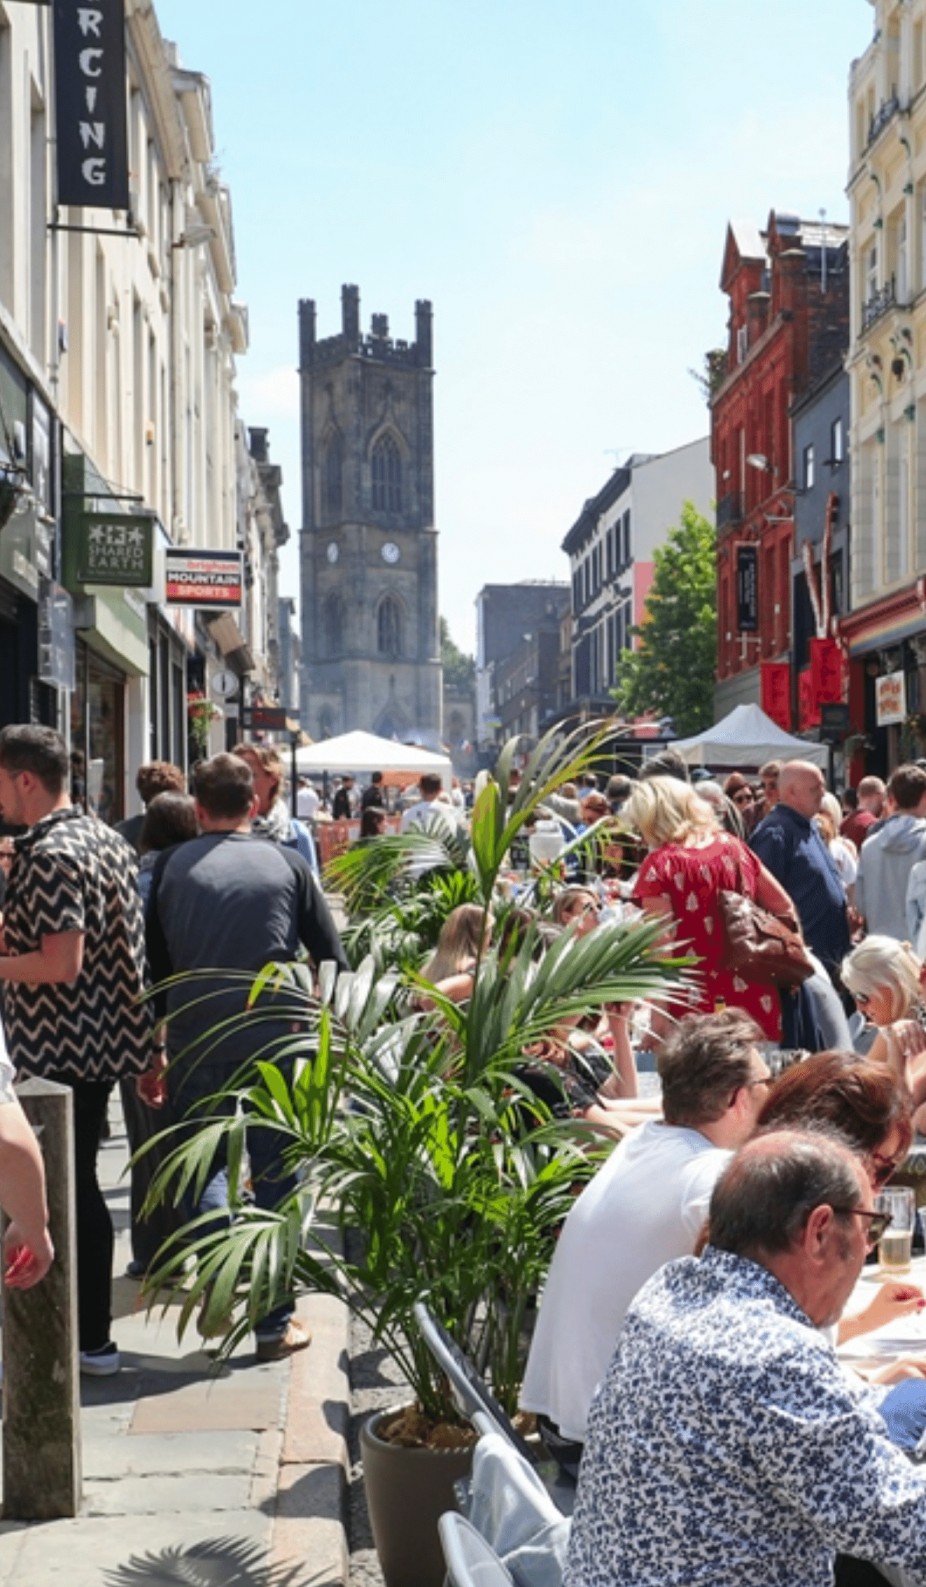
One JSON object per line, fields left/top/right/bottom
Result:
{"left": 102, "top": 1536, "right": 307, "bottom": 1585}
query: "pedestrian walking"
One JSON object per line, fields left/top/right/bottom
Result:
{"left": 0, "top": 724, "right": 157, "bottom": 1374}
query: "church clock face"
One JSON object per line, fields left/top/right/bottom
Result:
{"left": 381, "top": 541, "right": 400, "bottom": 564}
{"left": 326, "top": 541, "right": 339, "bottom": 564}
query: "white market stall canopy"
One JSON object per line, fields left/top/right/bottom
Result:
{"left": 666, "top": 703, "right": 829, "bottom": 771}
{"left": 294, "top": 729, "right": 452, "bottom": 787}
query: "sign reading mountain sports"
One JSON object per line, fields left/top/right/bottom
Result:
{"left": 165, "top": 550, "right": 243, "bottom": 608}
{"left": 53, "top": 0, "right": 129, "bottom": 210}
{"left": 77, "top": 512, "right": 153, "bottom": 586}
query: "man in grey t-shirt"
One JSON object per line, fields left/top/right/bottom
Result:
{"left": 146, "top": 753, "right": 348, "bottom": 1362}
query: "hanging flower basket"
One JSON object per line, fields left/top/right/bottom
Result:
{"left": 187, "top": 691, "right": 221, "bottom": 754}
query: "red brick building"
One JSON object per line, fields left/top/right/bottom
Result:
{"left": 711, "top": 213, "right": 849, "bottom": 724}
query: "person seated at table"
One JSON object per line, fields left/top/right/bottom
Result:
{"left": 551, "top": 884, "right": 601, "bottom": 935}
{"left": 515, "top": 1003, "right": 640, "bottom": 1135}
{"left": 565, "top": 1130, "right": 926, "bottom": 1587}
{"left": 756, "top": 1049, "right": 926, "bottom": 1362}
{"left": 520, "top": 1010, "right": 770, "bottom": 1470}
{"left": 841, "top": 937, "right": 926, "bottom": 1113}
{"left": 418, "top": 902, "right": 494, "bottom": 1006}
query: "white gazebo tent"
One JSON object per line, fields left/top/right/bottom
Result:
{"left": 665, "top": 703, "right": 829, "bottom": 771}
{"left": 294, "top": 729, "right": 452, "bottom": 789}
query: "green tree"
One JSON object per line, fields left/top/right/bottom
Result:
{"left": 611, "top": 500, "right": 716, "bottom": 738}
{"left": 440, "top": 617, "right": 475, "bottom": 691}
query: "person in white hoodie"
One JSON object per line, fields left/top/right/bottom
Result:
{"left": 856, "top": 763, "right": 926, "bottom": 941}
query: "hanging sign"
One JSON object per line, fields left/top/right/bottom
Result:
{"left": 761, "top": 662, "right": 791, "bottom": 732}
{"left": 798, "top": 668, "right": 819, "bottom": 731}
{"left": 165, "top": 549, "right": 243, "bottom": 608}
{"left": 875, "top": 671, "right": 906, "bottom": 727}
{"left": 76, "top": 511, "right": 153, "bottom": 585}
{"left": 736, "top": 544, "right": 758, "bottom": 632}
{"left": 53, "top": 0, "right": 129, "bottom": 210}
{"left": 809, "top": 638, "right": 843, "bottom": 706}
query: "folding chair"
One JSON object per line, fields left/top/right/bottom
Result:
{"left": 439, "top": 1512, "right": 516, "bottom": 1587}
{"left": 413, "top": 1301, "right": 537, "bottom": 1463}
{"left": 414, "top": 1302, "right": 577, "bottom": 1515}
{"left": 465, "top": 1430, "right": 571, "bottom": 1587}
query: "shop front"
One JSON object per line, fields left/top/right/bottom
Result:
{"left": 61, "top": 452, "right": 153, "bottom": 821}
{"left": 840, "top": 583, "right": 926, "bottom": 777}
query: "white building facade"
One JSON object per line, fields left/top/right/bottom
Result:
{"left": 0, "top": 0, "right": 275, "bottom": 818}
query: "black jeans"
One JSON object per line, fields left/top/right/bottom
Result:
{"left": 70, "top": 1078, "right": 115, "bottom": 1352}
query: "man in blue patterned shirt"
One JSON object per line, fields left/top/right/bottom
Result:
{"left": 565, "top": 1131, "right": 926, "bottom": 1587}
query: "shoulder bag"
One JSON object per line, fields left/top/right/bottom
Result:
{"left": 716, "top": 888, "right": 814, "bottom": 989}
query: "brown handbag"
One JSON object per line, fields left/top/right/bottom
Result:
{"left": 717, "top": 889, "right": 814, "bottom": 989}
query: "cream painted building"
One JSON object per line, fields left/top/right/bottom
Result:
{"left": 845, "top": 0, "right": 926, "bottom": 759}
{"left": 0, "top": 1, "right": 274, "bottom": 818}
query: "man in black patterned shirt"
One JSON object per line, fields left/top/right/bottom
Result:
{"left": 0, "top": 725, "right": 158, "bottom": 1375}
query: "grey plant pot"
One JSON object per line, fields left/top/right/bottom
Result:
{"left": 359, "top": 1405, "right": 474, "bottom": 1587}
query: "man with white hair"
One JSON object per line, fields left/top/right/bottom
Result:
{"left": 750, "top": 759, "right": 850, "bottom": 979}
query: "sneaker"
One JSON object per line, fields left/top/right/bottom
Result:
{"left": 79, "top": 1342, "right": 121, "bottom": 1376}
{"left": 254, "top": 1320, "right": 312, "bottom": 1363}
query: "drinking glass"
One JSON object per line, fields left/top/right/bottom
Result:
{"left": 875, "top": 1186, "right": 916, "bottom": 1274}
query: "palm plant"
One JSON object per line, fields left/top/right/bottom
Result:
{"left": 144, "top": 722, "right": 694, "bottom": 1422}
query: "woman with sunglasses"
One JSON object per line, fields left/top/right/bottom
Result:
{"left": 756, "top": 1049, "right": 926, "bottom": 1360}
{"left": 841, "top": 938, "right": 926, "bottom": 1107}
{"left": 724, "top": 774, "right": 759, "bottom": 835}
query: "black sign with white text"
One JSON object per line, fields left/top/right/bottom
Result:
{"left": 736, "top": 544, "right": 759, "bottom": 633}
{"left": 53, "top": 0, "right": 129, "bottom": 210}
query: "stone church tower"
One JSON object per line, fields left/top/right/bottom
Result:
{"left": 298, "top": 285, "right": 441, "bottom": 744}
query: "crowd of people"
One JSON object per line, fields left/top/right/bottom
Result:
{"left": 9, "top": 724, "right": 926, "bottom": 1581}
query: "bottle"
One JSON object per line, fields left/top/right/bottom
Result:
{"left": 713, "top": 996, "right": 727, "bottom": 1014}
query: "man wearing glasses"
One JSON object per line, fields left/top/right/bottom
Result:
{"left": 566, "top": 1131, "right": 926, "bottom": 1587}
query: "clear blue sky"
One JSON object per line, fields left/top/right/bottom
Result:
{"left": 156, "top": 0, "right": 870, "bottom": 659}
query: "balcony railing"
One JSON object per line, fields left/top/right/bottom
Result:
{"left": 868, "top": 94, "right": 900, "bottom": 147}
{"left": 861, "top": 275, "right": 896, "bottom": 332}
{"left": 716, "top": 491, "right": 742, "bottom": 530}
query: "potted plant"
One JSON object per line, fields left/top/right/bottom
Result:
{"left": 186, "top": 690, "right": 221, "bottom": 756}
{"left": 144, "top": 724, "right": 690, "bottom": 1587}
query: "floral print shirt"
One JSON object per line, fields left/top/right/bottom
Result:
{"left": 565, "top": 1247, "right": 926, "bottom": 1587}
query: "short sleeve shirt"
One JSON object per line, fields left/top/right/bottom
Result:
{"left": 1, "top": 807, "right": 153, "bottom": 1082}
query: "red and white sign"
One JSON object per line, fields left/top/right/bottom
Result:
{"left": 875, "top": 671, "right": 906, "bottom": 727}
{"left": 165, "top": 550, "right": 243, "bottom": 608}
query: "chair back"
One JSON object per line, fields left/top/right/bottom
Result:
{"left": 467, "top": 1431, "right": 570, "bottom": 1587}
{"left": 439, "top": 1512, "right": 516, "bottom": 1587}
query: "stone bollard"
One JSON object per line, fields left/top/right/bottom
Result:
{"left": 3, "top": 1077, "right": 81, "bottom": 1519}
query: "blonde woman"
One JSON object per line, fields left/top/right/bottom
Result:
{"left": 419, "top": 902, "right": 493, "bottom": 1005}
{"left": 815, "top": 791, "right": 857, "bottom": 902}
{"left": 626, "top": 776, "right": 798, "bottom": 1042}
{"left": 841, "top": 936, "right": 926, "bottom": 1086}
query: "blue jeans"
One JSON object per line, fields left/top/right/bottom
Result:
{"left": 167, "top": 1053, "right": 297, "bottom": 1337}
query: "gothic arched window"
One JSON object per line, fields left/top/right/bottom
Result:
{"left": 377, "top": 595, "right": 403, "bottom": 658}
{"left": 323, "top": 592, "right": 345, "bottom": 654}
{"left": 372, "top": 433, "right": 402, "bottom": 512}
{"left": 323, "top": 432, "right": 343, "bottom": 518}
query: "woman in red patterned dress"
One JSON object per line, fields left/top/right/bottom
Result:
{"left": 625, "top": 776, "right": 796, "bottom": 1043}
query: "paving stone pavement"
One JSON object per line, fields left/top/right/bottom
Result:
{"left": 0, "top": 1097, "right": 351, "bottom": 1587}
